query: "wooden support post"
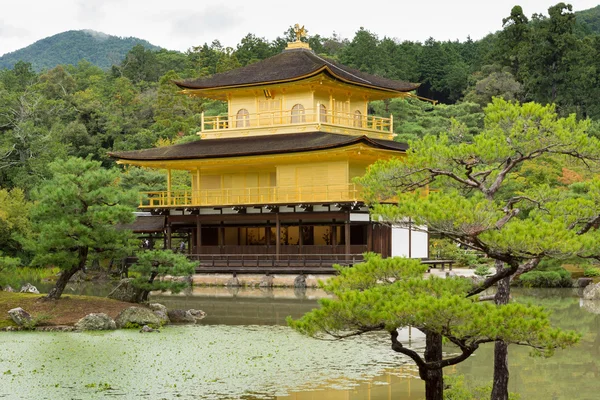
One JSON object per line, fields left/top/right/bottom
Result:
{"left": 345, "top": 218, "right": 351, "bottom": 261}
{"left": 299, "top": 220, "right": 303, "bottom": 254}
{"left": 219, "top": 223, "right": 224, "bottom": 254}
{"left": 266, "top": 223, "right": 271, "bottom": 253}
{"left": 331, "top": 220, "right": 337, "bottom": 254}
{"left": 196, "top": 216, "right": 201, "bottom": 254}
{"left": 166, "top": 222, "right": 172, "bottom": 251}
{"left": 276, "top": 213, "right": 281, "bottom": 261}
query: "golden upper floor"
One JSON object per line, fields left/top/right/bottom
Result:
{"left": 175, "top": 46, "right": 419, "bottom": 140}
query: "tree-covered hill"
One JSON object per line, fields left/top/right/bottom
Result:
{"left": 576, "top": 5, "right": 600, "bottom": 33}
{"left": 0, "top": 30, "right": 161, "bottom": 71}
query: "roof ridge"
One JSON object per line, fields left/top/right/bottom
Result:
{"left": 309, "top": 52, "right": 373, "bottom": 85}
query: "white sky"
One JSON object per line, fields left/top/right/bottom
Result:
{"left": 1, "top": 0, "right": 599, "bottom": 57}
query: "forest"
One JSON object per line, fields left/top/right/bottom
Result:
{"left": 1, "top": 2, "right": 600, "bottom": 264}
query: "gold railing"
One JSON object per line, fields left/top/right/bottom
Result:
{"left": 139, "top": 183, "right": 362, "bottom": 208}
{"left": 202, "top": 108, "right": 392, "bottom": 133}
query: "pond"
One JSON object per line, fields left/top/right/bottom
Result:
{"left": 1, "top": 285, "right": 599, "bottom": 399}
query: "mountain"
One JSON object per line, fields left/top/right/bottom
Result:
{"left": 0, "top": 30, "right": 161, "bottom": 71}
{"left": 576, "top": 5, "right": 600, "bottom": 34}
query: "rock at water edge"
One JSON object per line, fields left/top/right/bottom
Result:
{"left": 75, "top": 313, "right": 117, "bottom": 331}
{"left": 583, "top": 282, "right": 600, "bottom": 300}
{"left": 115, "top": 307, "right": 161, "bottom": 328}
{"left": 8, "top": 308, "right": 32, "bottom": 326}
{"left": 294, "top": 274, "right": 307, "bottom": 288}
{"left": 259, "top": 274, "right": 274, "bottom": 288}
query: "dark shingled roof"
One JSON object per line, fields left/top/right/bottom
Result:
{"left": 117, "top": 216, "right": 165, "bottom": 233}
{"left": 109, "top": 132, "right": 407, "bottom": 161}
{"left": 174, "top": 48, "right": 419, "bottom": 93}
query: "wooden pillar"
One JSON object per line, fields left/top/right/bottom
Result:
{"left": 345, "top": 218, "right": 351, "bottom": 260}
{"left": 166, "top": 222, "right": 172, "bottom": 250}
{"left": 196, "top": 216, "right": 201, "bottom": 254}
{"left": 331, "top": 219, "right": 337, "bottom": 254}
{"left": 266, "top": 222, "right": 271, "bottom": 253}
{"left": 276, "top": 213, "right": 281, "bottom": 260}
{"left": 367, "top": 223, "right": 373, "bottom": 252}
{"left": 218, "top": 223, "right": 224, "bottom": 254}
{"left": 299, "top": 220, "right": 303, "bottom": 254}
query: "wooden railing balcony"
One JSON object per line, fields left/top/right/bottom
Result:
{"left": 201, "top": 108, "right": 393, "bottom": 135}
{"left": 139, "top": 183, "right": 362, "bottom": 208}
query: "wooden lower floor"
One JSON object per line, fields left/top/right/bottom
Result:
{"left": 128, "top": 206, "right": 429, "bottom": 273}
{"left": 142, "top": 210, "right": 394, "bottom": 258}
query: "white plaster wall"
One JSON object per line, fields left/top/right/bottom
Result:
{"left": 391, "top": 225, "right": 429, "bottom": 258}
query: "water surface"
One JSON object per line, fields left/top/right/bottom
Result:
{"left": 2, "top": 286, "right": 599, "bottom": 399}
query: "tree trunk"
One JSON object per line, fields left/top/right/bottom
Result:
{"left": 423, "top": 331, "right": 444, "bottom": 400}
{"left": 491, "top": 261, "right": 511, "bottom": 400}
{"left": 45, "top": 246, "right": 88, "bottom": 300}
{"left": 137, "top": 270, "right": 158, "bottom": 303}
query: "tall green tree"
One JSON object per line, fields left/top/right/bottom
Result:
{"left": 289, "top": 254, "right": 579, "bottom": 400}
{"left": 27, "top": 157, "right": 137, "bottom": 299}
{"left": 358, "top": 99, "right": 600, "bottom": 399}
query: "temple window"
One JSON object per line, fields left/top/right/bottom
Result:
{"left": 236, "top": 109, "right": 250, "bottom": 128}
{"left": 353, "top": 110, "right": 363, "bottom": 128}
{"left": 291, "top": 104, "right": 306, "bottom": 123}
{"left": 319, "top": 104, "right": 327, "bottom": 123}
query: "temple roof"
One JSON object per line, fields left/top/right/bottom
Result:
{"left": 109, "top": 132, "right": 408, "bottom": 161}
{"left": 116, "top": 215, "right": 165, "bottom": 233}
{"left": 174, "top": 48, "right": 419, "bottom": 93}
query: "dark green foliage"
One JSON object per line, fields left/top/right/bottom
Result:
{"left": 514, "top": 259, "right": 572, "bottom": 287}
{"left": 582, "top": 266, "right": 600, "bottom": 277}
{"left": 129, "top": 250, "right": 196, "bottom": 302}
{"left": 516, "top": 270, "right": 572, "bottom": 288}
{"left": 0, "top": 30, "right": 160, "bottom": 71}
{"left": 26, "top": 157, "right": 137, "bottom": 299}
{"left": 575, "top": 5, "right": 600, "bottom": 34}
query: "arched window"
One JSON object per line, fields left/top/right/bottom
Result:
{"left": 353, "top": 110, "right": 363, "bottom": 128}
{"left": 236, "top": 109, "right": 250, "bottom": 128}
{"left": 290, "top": 104, "right": 306, "bottom": 123}
{"left": 319, "top": 104, "right": 327, "bottom": 123}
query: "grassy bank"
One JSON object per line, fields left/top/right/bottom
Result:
{"left": 0, "top": 292, "right": 136, "bottom": 329}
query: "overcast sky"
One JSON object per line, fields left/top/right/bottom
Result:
{"left": 1, "top": 0, "right": 599, "bottom": 57}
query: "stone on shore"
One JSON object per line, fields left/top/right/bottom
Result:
{"left": 294, "top": 274, "right": 307, "bottom": 289}
{"left": 577, "top": 278, "right": 594, "bottom": 288}
{"left": 3, "top": 285, "right": 15, "bottom": 292}
{"left": 19, "top": 283, "right": 39, "bottom": 294}
{"left": 167, "top": 309, "right": 206, "bottom": 324}
{"left": 149, "top": 303, "right": 170, "bottom": 324}
{"left": 259, "top": 274, "right": 274, "bottom": 288}
{"left": 139, "top": 325, "right": 159, "bottom": 333}
{"left": 583, "top": 282, "right": 600, "bottom": 300}
{"left": 75, "top": 313, "right": 117, "bottom": 331}
{"left": 8, "top": 307, "right": 32, "bottom": 326}
{"left": 115, "top": 306, "right": 161, "bottom": 328}
{"left": 225, "top": 276, "right": 240, "bottom": 287}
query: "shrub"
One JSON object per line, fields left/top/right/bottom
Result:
{"left": 515, "top": 269, "right": 572, "bottom": 288}
{"left": 474, "top": 265, "right": 492, "bottom": 276}
{"left": 583, "top": 266, "right": 600, "bottom": 277}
